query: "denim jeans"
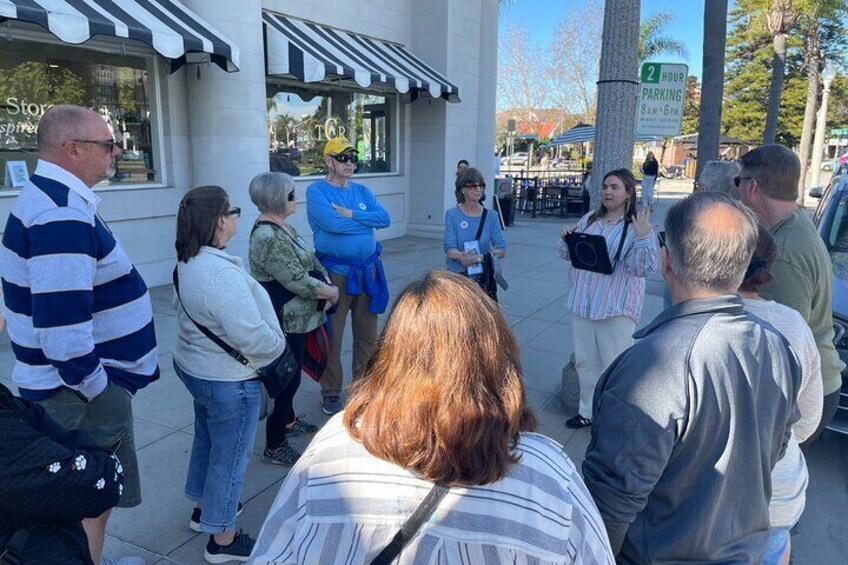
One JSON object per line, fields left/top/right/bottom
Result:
{"left": 174, "top": 361, "right": 261, "bottom": 533}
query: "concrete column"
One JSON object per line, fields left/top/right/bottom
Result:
{"left": 181, "top": 0, "right": 267, "bottom": 260}
{"left": 695, "top": 0, "right": 728, "bottom": 182}
{"left": 407, "top": 0, "right": 496, "bottom": 238}
{"left": 591, "top": 0, "right": 640, "bottom": 204}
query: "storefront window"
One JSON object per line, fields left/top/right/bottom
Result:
{"left": 266, "top": 83, "right": 393, "bottom": 176}
{"left": 0, "top": 40, "right": 159, "bottom": 188}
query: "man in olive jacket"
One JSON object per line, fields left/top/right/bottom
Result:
{"left": 583, "top": 193, "right": 801, "bottom": 563}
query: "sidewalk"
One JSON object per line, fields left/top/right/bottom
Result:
{"left": 1, "top": 179, "right": 843, "bottom": 563}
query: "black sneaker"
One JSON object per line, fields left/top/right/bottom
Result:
{"left": 190, "top": 502, "right": 243, "bottom": 533}
{"left": 286, "top": 414, "right": 319, "bottom": 436}
{"left": 263, "top": 441, "right": 302, "bottom": 466}
{"left": 204, "top": 530, "right": 255, "bottom": 563}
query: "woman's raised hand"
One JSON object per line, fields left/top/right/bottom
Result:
{"left": 634, "top": 207, "right": 653, "bottom": 237}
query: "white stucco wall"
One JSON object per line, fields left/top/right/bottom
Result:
{"left": 0, "top": 0, "right": 498, "bottom": 286}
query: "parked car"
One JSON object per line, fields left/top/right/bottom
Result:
{"left": 811, "top": 167, "right": 848, "bottom": 435}
{"left": 500, "top": 152, "right": 528, "bottom": 167}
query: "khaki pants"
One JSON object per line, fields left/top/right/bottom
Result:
{"left": 320, "top": 272, "right": 378, "bottom": 398}
{"left": 571, "top": 315, "right": 635, "bottom": 418}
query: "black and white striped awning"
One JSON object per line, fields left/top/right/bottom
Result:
{"left": 0, "top": 0, "right": 239, "bottom": 72}
{"left": 263, "top": 12, "right": 460, "bottom": 103}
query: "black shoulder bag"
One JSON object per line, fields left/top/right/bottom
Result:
{"left": 370, "top": 483, "right": 449, "bottom": 565}
{"left": 473, "top": 209, "right": 498, "bottom": 301}
{"left": 172, "top": 267, "right": 299, "bottom": 399}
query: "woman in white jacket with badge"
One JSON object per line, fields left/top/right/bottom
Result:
{"left": 173, "top": 185, "right": 285, "bottom": 564}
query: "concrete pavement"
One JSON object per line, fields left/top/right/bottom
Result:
{"left": 1, "top": 179, "right": 844, "bottom": 563}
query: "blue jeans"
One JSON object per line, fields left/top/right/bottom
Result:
{"left": 174, "top": 361, "right": 261, "bottom": 533}
{"left": 763, "top": 526, "right": 790, "bottom": 565}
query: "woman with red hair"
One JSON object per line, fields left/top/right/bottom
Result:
{"left": 250, "top": 271, "right": 613, "bottom": 564}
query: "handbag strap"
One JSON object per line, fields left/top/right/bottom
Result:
{"left": 611, "top": 220, "right": 629, "bottom": 267}
{"left": 474, "top": 208, "right": 488, "bottom": 243}
{"left": 172, "top": 267, "right": 252, "bottom": 369}
{"left": 370, "top": 483, "right": 449, "bottom": 565}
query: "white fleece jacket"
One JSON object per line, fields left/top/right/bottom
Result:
{"left": 173, "top": 246, "right": 285, "bottom": 381}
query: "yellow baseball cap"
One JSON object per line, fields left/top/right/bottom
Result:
{"left": 323, "top": 136, "right": 357, "bottom": 157}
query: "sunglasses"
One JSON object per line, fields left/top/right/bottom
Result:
{"left": 463, "top": 183, "right": 486, "bottom": 189}
{"left": 330, "top": 153, "right": 358, "bottom": 164}
{"left": 71, "top": 138, "right": 117, "bottom": 152}
{"left": 733, "top": 176, "right": 754, "bottom": 188}
{"left": 225, "top": 207, "right": 241, "bottom": 218}
{"left": 287, "top": 190, "right": 295, "bottom": 202}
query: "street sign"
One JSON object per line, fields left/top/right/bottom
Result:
{"left": 830, "top": 127, "right": 848, "bottom": 136}
{"left": 636, "top": 62, "right": 688, "bottom": 137}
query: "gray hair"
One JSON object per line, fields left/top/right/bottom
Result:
{"left": 248, "top": 172, "right": 295, "bottom": 213}
{"left": 37, "top": 104, "right": 98, "bottom": 152}
{"left": 699, "top": 160, "right": 741, "bottom": 197}
{"left": 665, "top": 191, "right": 759, "bottom": 293}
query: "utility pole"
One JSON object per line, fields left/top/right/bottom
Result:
{"left": 695, "top": 0, "right": 728, "bottom": 182}
{"left": 591, "top": 0, "right": 641, "bottom": 205}
{"left": 810, "top": 65, "right": 836, "bottom": 191}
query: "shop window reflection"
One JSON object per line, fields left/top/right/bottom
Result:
{"left": 265, "top": 84, "right": 394, "bottom": 176}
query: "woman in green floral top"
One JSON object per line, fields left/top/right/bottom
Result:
{"left": 248, "top": 172, "right": 339, "bottom": 466}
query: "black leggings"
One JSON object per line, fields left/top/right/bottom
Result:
{"left": 265, "top": 332, "right": 305, "bottom": 450}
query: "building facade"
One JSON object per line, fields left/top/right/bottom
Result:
{"left": 0, "top": 0, "right": 498, "bottom": 286}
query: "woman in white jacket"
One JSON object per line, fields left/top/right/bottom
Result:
{"left": 173, "top": 185, "right": 285, "bottom": 563}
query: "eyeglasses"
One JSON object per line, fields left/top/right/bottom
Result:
{"left": 287, "top": 190, "right": 295, "bottom": 202}
{"left": 70, "top": 139, "right": 117, "bottom": 152}
{"left": 734, "top": 176, "right": 754, "bottom": 188}
{"left": 463, "top": 183, "right": 486, "bottom": 190}
{"left": 225, "top": 207, "right": 241, "bottom": 218}
{"left": 330, "top": 153, "right": 358, "bottom": 164}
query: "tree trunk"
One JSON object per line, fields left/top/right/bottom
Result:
{"left": 797, "top": 32, "right": 820, "bottom": 206}
{"left": 763, "top": 32, "right": 787, "bottom": 144}
{"left": 591, "top": 0, "right": 641, "bottom": 204}
{"left": 695, "top": 0, "right": 729, "bottom": 182}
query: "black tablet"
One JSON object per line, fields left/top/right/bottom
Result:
{"left": 565, "top": 232, "right": 614, "bottom": 275}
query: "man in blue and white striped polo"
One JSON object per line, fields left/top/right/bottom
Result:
{"left": 0, "top": 104, "right": 159, "bottom": 564}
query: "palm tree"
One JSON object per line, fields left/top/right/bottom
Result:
{"left": 762, "top": 0, "right": 802, "bottom": 144}
{"left": 695, "top": 0, "right": 730, "bottom": 181}
{"left": 639, "top": 12, "right": 688, "bottom": 63}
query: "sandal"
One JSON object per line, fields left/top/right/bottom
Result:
{"left": 565, "top": 415, "right": 592, "bottom": 429}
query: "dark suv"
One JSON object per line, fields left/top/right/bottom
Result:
{"left": 811, "top": 167, "right": 848, "bottom": 434}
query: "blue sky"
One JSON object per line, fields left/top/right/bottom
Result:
{"left": 499, "top": 0, "right": 709, "bottom": 79}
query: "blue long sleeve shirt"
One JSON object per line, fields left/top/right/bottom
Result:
{"left": 443, "top": 206, "right": 507, "bottom": 274}
{"left": 306, "top": 179, "right": 390, "bottom": 275}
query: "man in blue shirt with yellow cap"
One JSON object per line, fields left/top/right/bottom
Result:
{"left": 306, "top": 137, "right": 390, "bottom": 415}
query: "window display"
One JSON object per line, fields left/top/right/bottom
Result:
{"left": 266, "top": 83, "right": 393, "bottom": 177}
{"left": 0, "top": 40, "right": 159, "bottom": 187}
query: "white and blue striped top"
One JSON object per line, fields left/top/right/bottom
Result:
{"left": 250, "top": 415, "right": 614, "bottom": 564}
{"left": 0, "top": 160, "right": 158, "bottom": 401}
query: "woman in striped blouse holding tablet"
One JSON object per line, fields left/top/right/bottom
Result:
{"left": 558, "top": 169, "right": 659, "bottom": 429}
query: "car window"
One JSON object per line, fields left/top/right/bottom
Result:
{"left": 828, "top": 192, "right": 848, "bottom": 283}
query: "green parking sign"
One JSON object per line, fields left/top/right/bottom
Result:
{"left": 641, "top": 63, "right": 662, "bottom": 84}
{"left": 636, "top": 62, "right": 688, "bottom": 137}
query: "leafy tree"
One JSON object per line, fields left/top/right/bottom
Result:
{"left": 794, "top": 0, "right": 847, "bottom": 198}
{"left": 722, "top": 5, "right": 807, "bottom": 146}
{"left": 681, "top": 76, "right": 701, "bottom": 135}
{"left": 639, "top": 11, "right": 688, "bottom": 63}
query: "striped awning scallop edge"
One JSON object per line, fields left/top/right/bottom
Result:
{"left": 547, "top": 124, "right": 662, "bottom": 146}
{"left": 0, "top": 0, "right": 239, "bottom": 72}
{"left": 263, "top": 11, "right": 460, "bottom": 103}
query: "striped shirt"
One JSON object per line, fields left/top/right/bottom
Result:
{"left": 250, "top": 415, "right": 615, "bottom": 564}
{"left": 0, "top": 160, "right": 158, "bottom": 401}
{"left": 558, "top": 213, "right": 658, "bottom": 322}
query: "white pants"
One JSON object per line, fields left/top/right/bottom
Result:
{"left": 571, "top": 315, "right": 636, "bottom": 418}
{"left": 641, "top": 175, "right": 656, "bottom": 208}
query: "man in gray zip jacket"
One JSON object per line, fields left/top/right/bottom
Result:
{"left": 583, "top": 192, "right": 801, "bottom": 564}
